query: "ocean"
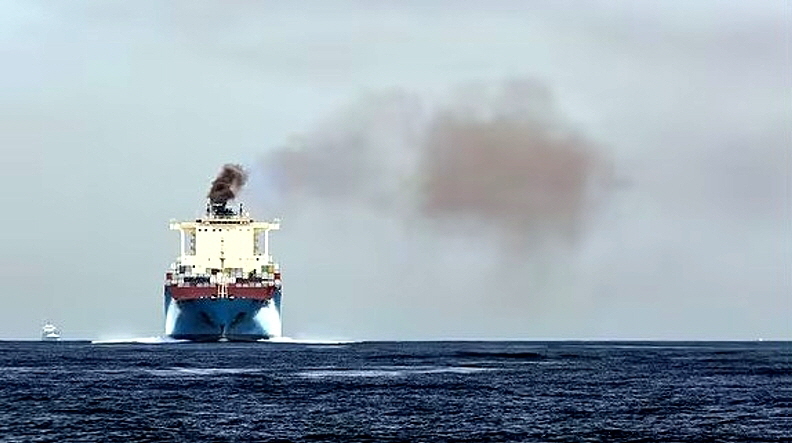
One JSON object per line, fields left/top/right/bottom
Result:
{"left": 0, "top": 340, "right": 788, "bottom": 442}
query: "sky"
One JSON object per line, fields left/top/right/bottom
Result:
{"left": 0, "top": 0, "right": 789, "bottom": 340}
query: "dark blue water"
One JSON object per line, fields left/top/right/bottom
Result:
{"left": 0, "top": 341, "right": 788, "bottom": 442}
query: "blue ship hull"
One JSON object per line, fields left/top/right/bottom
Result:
{"left": 164, "top": 288, "right": 282, "bottom": 342}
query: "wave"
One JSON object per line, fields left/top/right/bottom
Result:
{"left": 146, "top": 367, "right": 262, "bottom": 377}
{"left": 298, "top": 366, "right": 495, "bottom": 378}
{"left": 453, "top": 351, "right": 545, "bottom": 359}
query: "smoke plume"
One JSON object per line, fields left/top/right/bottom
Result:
{"left": 208, "top": 163, "right": 248, "bottom": 204}
{"left": 257, "top": 80, "right": 610, "bottom": 248}
{"left": 244, "top": 80, "right": 615, "bottom": 338}
{"left": 419, "top": 111, "right": 602, "bottom": 246}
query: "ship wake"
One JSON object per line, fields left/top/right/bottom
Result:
{"left": 263, "top": 337, "right": 356, "bottom": 344}
{"left": 90, "top": 336, "right": 354, "bottom": 345}
{"left": 91, "top": 336, "right": 190, "bottom": 345}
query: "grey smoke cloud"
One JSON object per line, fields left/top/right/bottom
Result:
{"left": 257, "top": 81, "right": 612, "bottom": 250}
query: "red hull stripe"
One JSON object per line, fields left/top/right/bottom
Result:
{"left": 168, "top": 285, "right": 274, "bottom": 301}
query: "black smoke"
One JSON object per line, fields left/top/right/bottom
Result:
{"left": 208, "top": 163, "right": 248, "bottom": 204}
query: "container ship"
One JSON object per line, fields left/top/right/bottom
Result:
{"left": 164, "top": 165, "right": 282, "bottom": 342}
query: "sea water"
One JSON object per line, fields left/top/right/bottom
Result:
{"left": 0, "top": 341, "right": 788, "bottom": 442}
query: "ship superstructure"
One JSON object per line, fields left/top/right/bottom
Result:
{"left": 164, "top": 200, "right": 282, "bottom": 341}
{"left": 41, "top": 321, "right": 60, "bottom": 341}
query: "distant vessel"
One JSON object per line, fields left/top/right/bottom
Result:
{"left": 164, "top": 199, "right": 283, "bottom": 342}
{"left": 41, "top": 322, "right": 60, "bottom": 341}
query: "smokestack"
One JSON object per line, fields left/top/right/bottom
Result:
{"left": 208, "top": 164, "right": 248, "bottom": 205}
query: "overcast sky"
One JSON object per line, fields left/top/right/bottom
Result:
{"left": 1, "top": 0, "right": 789, "bottom": 340}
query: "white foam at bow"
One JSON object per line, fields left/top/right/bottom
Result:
{"left": 253, "top": 300, "right": 282, "bottom": 338}
{"left": 164, "top": 298, "right": 181, "bottom": 336}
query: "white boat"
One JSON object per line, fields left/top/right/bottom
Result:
{"left": 41, "top": 322, "right": 61, "bottom": 341}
